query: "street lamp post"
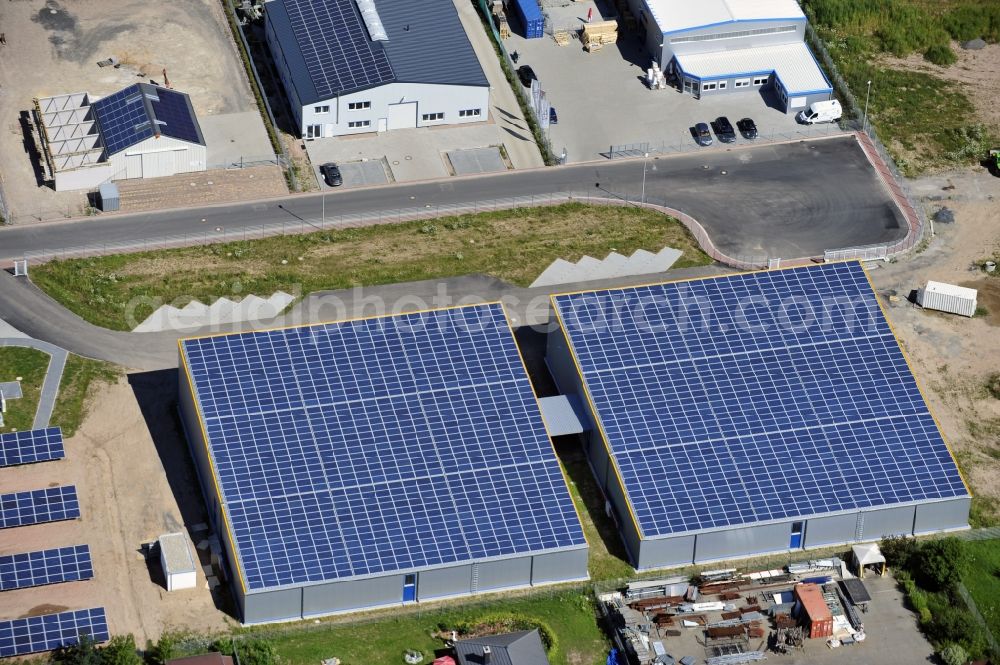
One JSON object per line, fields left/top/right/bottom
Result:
{"left": 863, "top": 80, "right": 872, "bottom": 135}
{"left": 641, "top": 152, "right": 649, "bottom": 204}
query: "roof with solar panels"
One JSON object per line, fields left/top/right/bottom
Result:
{"left": 264, "top": 0, "right": 488, "bottom": 104}
{"left": 92, "top": 83, "right": 205, "bottom": 156}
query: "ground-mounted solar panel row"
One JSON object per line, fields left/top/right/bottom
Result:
{"left": 0, "top": 427, "right": 65, "bottom": 467}
{"left": 179, "top": 303, "right": 588, "bottom": 623}
{"left": 0, "top": 608, "right": 108, "bottom": 658}
{"left": 548, "top": 261, "right": 970, "bottom": 570}
{"left": 0, "top": 486, "right": 80, "bottom": 529}
{"left": 0, "top": 545, "right": 94, "bottom": 592}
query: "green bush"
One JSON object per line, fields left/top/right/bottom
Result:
{"left": 101, "top": 636, "right": 142, "bottom": 665}
{"left": 915, "top": 538, "right": 966, "bottom": 591}
{"left": 56, "top": 634, "right": 102, "bottom": 665}
{"left": 880, "top": 536, "right": 919, "bottom": 568}
{"left": 944, "top": 124, "right": 994, "bottom": 163}
{"left": 939, "top": 642, "right": 968, "bottom": 665}
{"left": 924, "top": 603, "right": 991, "bottom": 659}
{"left": 925, "top": 44, "right": 958, "bottom": 66}
{"left": 211, "top": 638, "right": 278, "bottom": 665}
{"left": 451, "top": 613, "right": 557, "bottom": 654}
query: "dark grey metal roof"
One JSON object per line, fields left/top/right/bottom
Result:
{"left": 455, "top": 630, "right": 549, "bottom": 665}
{"left": 265, "top": 0, "right": 487, "bottom": 105}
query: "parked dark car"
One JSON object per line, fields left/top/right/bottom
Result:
{"left": 712, "top": 116, "right": 737, "bottom": 143}
{"left": 737, "top": 117, "right": 758, "bottom": 139}
{"left": 549, "top": 106, "right": 558, "bottom": 124}
{"left": 320, "top": 162, "right": 343, "bottom": 187}
{"left": 694, "top": 122, "right": 713, "bottom": 147}
{"left": 517, "top": 65, "right": 537, "bottom": 87}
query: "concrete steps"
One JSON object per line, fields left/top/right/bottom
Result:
{"left": 531, "top": 247, "right": 683, "bottom": 287}
{"left": 133, "top": 291, "right": 295, "bottom": 333}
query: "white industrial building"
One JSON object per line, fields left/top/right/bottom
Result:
{"left": 264, "top": 0, "right": 490, "bottom": 138}
{"left": 630, "top": 0, "right": 834, "bottom": 113}
{"left": 35, "top": 83, "right": 207, "bottom": 191}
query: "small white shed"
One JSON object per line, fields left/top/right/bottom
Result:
{"left": 159, "top": 532, "right": 197, "bottom": 591}
{"left": 917, "top": 281, "right": 977, "bottom": 317}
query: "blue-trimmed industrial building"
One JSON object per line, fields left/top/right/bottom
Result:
{"left": 629, "top": 0, "right": 833, "bottom": 112}
{"left": 546, "top": 262, "right": 970, "bottom": 570}
{"left": 263, "top": 0, "right": 490, "bottom": 138}
{"left": 178, "top": 304, "right": 588, "bottom": 624}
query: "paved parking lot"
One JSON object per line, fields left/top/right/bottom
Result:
{"left": 506, "top": 5, "right": 836, "bottom": 162}
{"left": 447, "top": 147, "right": 507, "bottom": 175}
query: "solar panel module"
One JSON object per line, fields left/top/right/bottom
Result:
{"left": 0, "top": 427, "right": 65, "bottom": 468}
{"left": 548, "top": 261, "right": 970, "bottom": 570}
{"left": 0, "top": 486, "right": 81, "bottom": 529}
{"left": 0, "top": 545, "right": 93, "bottom": 592}
{"left": 179, "top": 303, "right": 587, "bottom": 623}
{"left": 0, "top": 608, "right": 108, "bottom": 657}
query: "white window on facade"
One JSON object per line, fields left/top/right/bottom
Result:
{"left": 753, "top": 76, "right": 770, "bottom": 86}
{"left": 422, "top": 112, "right": 444, "bottom": 121}
{"left": 717, "top": 81, "right": 727, "bottom": 90}
{"left": 734, "top": 79, "right": 751, "bottom": 88}
{"left": 702, "top": 82, "right": 717, "bottom": 91}
{"left": 306, "top": 124, "right": 323, "bottom": 138}
{"left": 458, "top": 109, "right": 481, "bottom": 118}
{"left": 348, "top": 120, "right": 371, "bottom": 128}
{"left": 314, "top": 105, "right": 330, "bottom": 114}
{"left": 348, "top": 101, "right": 372, "bottom": 110}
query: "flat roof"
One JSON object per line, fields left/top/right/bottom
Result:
{"left": 645, "top": 0, "right": 804, "bottom": 35}
{"left": 551, "top": 262, "right": 969, "bottom": 540}
{"left": 675, "top": 41, "right": 831, "bottom": 94}
{"left": 924, "top": 281, "right": 977, "bottom": 299}
{"left": 180, "top": 304, "right": 585, "bottom": 593}
{"left": 159, "top": 532, "right": 196, "bottom": 575}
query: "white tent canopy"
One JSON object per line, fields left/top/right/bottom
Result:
{"left": 852, "top": 542, "right": 887, "bottom": 578}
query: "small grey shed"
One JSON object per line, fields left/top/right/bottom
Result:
{"left": 455, "top": 630, "right": 549, "bottom": 665}
{"left": 159, "top": 532, "right": 197, "bottom": 591}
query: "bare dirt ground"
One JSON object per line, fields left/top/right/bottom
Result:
{"left": 880, "top": 42, "right": 1000, "bottom": 133}
{"left": 116, "top": 165, "right": 287, "bottom": 213}
{"left": 0, "top": 0, "right": 260, "bottom": 222}
{"left": 868, "top": 168, "right": 1000, "bottom": 519}
{"left": 0, "top": 376, "right": 231, "bottom": 643}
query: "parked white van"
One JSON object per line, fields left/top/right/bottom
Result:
{"left": 796, "top": 99, "right": 842, "bottom": 124}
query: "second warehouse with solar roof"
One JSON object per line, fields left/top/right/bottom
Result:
{"left": 178, "top": 304, "right": 588, "bottom": 624}
{"left": 546, "top": 262, "right": 970, "bottom": 570}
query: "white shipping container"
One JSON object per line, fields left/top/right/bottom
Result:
{"left": 916, "top": 281, "right": 977, "bottom": 317}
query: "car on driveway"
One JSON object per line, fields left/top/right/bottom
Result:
{"left": 712, "top": 116, "right": 737, "bottom": 143}
{"left": 320, "top": 162, "right": 342, "bottom": 187}
{"left": 517, "top": 65, "right": 537, "bottom": 87}
{"left": 694, "top": 122, "right": 713, "bottom": 146}
{"left": 737, "top": 117, "right": 758, "bottom": 139}
{"left": 549, "top": 107, "right": 558, "bottom": 124}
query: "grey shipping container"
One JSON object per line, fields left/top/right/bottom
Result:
{"left": 916, "top": 280, "right": 977, "bottom": 317}
{"left": 98, "top": 182, "right": 120, "bottom": 212}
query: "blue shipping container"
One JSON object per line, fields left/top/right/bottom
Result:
{"left": 511, "top": 0, "right": 544, "bottom": 38}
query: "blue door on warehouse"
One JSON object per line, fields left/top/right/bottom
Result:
{"left": 403, "top": 574, "right": 417, "bottom": 602}
{"left": 790, "top": 521, "right": 804, "bottom": 548}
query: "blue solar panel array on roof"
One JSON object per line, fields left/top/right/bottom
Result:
{"left": 93, "top": 83, "right": 203, "bottom": 156}
{"left": 0, "top": 427, "right": 64, "bottom": 468}
{"left": 0, "top": 608, "right": 108, "bottom": 657}
{"left": 180, "top": 304, "right": 585, "bottom": 591}
{"left": 552, "top": 262, "right": 968, "bottom": 538}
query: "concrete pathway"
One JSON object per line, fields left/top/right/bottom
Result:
{"left": 0, "top": 336, "right": 68, "bottom": 429}
{"left": 452, "top": 0, "right": 544, "bottom": 169}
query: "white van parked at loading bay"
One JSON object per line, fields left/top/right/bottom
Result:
{"left": 797, "top": 99, "right": 843, "bottom": 124}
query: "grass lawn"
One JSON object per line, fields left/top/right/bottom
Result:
{"left": 554, "top": 439, "right": 634, "bottom": 582}
{"left": 0, "top": 348, "right": 120, "bottom": 436}
{"left": 30, "top": 204, "right": 712, "bottom": 331}
{"left": 257, "top": 589, "right": 608, "bottom": 665}
{"left": 961, "top": 539, "right": 1000, "bottom": 640}
{"left": 0, "top": 347, "right": 50, "bottom": 431}
{"left": 51, "top": 355, "right": 121, "bottom": 437}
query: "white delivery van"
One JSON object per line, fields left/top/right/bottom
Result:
{"left": 796, "top": 99, "right": 842, "bottom": 124}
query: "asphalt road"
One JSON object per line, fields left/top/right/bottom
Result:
{"left": 0, "top": 135, "right": 905, "bottom": 264}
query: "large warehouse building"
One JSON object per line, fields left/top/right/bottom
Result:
{"left": 264, "top": 0, "right": 490, "bottom": 138}
{"left": 630, "top": 0, "right": 833, "bottom": 112}
{"left": 547, "top": 261, "right": 970, "bottom": 570}
{"left": 179, "top": 304, "right": 588, "bottom": 624}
